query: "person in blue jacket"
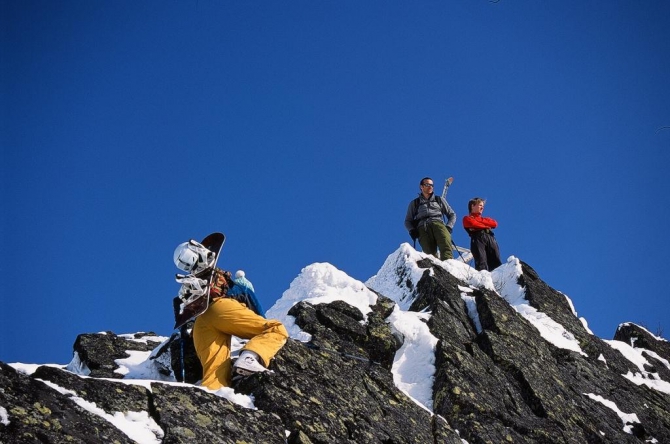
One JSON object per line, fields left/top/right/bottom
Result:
{"left": 227, "top": 270, "right": 264, "bottom": 315}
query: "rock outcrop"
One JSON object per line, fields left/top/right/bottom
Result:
{"left": 1, "top": 251, "right": 668, "bottom": 443}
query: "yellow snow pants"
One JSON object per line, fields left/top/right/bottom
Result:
{"left": 193, "top": 297, "right": 288, "bottom": 390}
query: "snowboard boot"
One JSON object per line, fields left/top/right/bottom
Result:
{"left": 233, "top": 350, "right": 269, "bottom": 376}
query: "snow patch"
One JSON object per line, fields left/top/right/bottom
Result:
{"left": 66, "top": 351, "right": 91, "bottom": 376}
{"left": 579, "top": 317, "right": 594, "bottom": 335}
{"left": 366, "top": 243, "right": 430, "bottom": 310}
{"left": 115, "top": 350, "right": 173, "bottom": 381}
{"left": 439, "top": 255, "right": 588, "bottom": 356}
{"left": 387, "top": 306, "right": 438, "bottom": 413}
{"left": 36, "top": 378, "right": 164, "bottom": 443}
{"left": 459, "top": 285, "right": 482, "bottom": 334}
{"left": 584, "top": 393, "right": 641, "bottom": 435}
{"left": 0, "top": 406, "right": 9, "bottom": 426}
{"left": 489, "top": 257, "right": 587, "bottom": 356}
{"left": 441, "top": 259, "right": 495, "bottom": 292}
{"left": 605, "top": 339, "right": 670, "bottom": 395}
{"left": 9, "top": 363, "right": 65, "bottom": 376}
{"left": 118, "top": 333, "right": 169, "bottom": 344}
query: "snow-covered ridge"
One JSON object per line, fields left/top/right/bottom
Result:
{"left": 266, "top": 243, "right": 670, "bottom": 411}
{"left": 7, "top": 243, "right": 669, "bottom": 441}
{"left": 365, "top": 244, "right": 588, "bottom": 357}
{"left": 265, "top": 244, "right": 590, "bottom": 411}
{"left": 618, "top": 322, "right": 668, "bottom": 344}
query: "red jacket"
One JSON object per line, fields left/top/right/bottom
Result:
{"left": 463, "top": 213, "right": 498, "bottom": 232}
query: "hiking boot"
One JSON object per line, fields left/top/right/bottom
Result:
{"left": 233, "top": 350, "right": 268, "bottom": 376}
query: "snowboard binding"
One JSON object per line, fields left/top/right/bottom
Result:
{"left": 174, "top": 239, "right": 217, "bottom": 274}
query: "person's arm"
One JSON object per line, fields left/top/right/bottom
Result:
{"left": 481, "top": 216, "right": 498, "bottom": 229}
{"left": 463, "top": 215, "right": 497, "bottom": 230}
{"left": 441, "top": 197, "right": 457, "bottom": 230}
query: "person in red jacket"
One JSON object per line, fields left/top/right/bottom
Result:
{"left": 462, "top": 197, "right": 502, "bottom": 271}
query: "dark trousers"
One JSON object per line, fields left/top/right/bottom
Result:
{"left": 469, "top": 230, "right": 502, "bottom": 271}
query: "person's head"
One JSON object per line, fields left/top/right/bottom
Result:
{"left": 419, "top": 177, "right": 434, "bottom": 196}
{"left": 468, "top": 197, "right": 486, "bottom": 214}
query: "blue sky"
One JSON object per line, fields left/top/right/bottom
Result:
{"left": 2, "top": 1, "right": 669, "bottom": 364}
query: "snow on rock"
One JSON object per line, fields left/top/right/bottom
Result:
{"left": 65, "top": 352, "right": 91, "bottom": 376}
{"left": 493, "top": 258, "right": 586, "bottom": 356}
{"left": 459, "top": 285, "right": 483, "bottom": 334}
{"left": 604, "top": 339, "right": 670, "bottom": 395}
{"left": 0, "top": 406, "right": 10, "bottom": 426}
{"left": 387, "top": 306, "right": 438, "bottom": 413}
{"left": 584, "top": 393, "right": 641, "bottom": 435}
{"left": 618, "top": 322, "right": 669, "bottom": 345}
{"left": 365, "top": 243, "right": 429, "bottom": 310}
{"left": 37, "top": 378, "right": 164, "bottom": 444}
{"left": 267, "top": 262, "right": 378, "bottom": 341}
{"left": 266, "top": 246, "right": 441, "bottom": 413}
{"left": 114, "top": 350, "right": 173, "bottom": 381}
{"left": 4, "top": 242, "right": 670, "bottom": 443}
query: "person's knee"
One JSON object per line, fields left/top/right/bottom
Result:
{"left": 276, "top": 323, "right": 288, "bottom": 339}
{"left": 265, "top": 320, "right": 289, "bottom": 339}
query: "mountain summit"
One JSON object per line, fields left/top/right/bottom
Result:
{"left": 2, "top": 244, "right": 669, "bottom": 443}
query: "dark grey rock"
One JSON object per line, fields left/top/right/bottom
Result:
{"left": 151, "top": 382, "right": 285, "bottom": 443}
{"left": 1, "top": 256, "right": 668, "bottom": 443}
{"left": 72, "top": 331, "right": 164, "bottom": 379}
{"left": 0, "top": 362, "right": 135, "bottom": 443}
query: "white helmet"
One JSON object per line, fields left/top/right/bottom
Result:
{"left": 173, "top": 240, "right": 215, "bottom": 273}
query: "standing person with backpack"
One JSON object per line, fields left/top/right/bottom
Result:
{"left": 404, "top": 177, "right": 457, "bottom": 260}
{"left": 462, "top": 197, "right": 502, "bottom": 271}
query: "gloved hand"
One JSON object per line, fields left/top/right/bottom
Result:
{"left": 409, "top": 229, "right": 419, "bottom": 241}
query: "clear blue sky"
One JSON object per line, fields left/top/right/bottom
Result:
{"left": 2, "top": 1, "right": 669, "bottom": 364}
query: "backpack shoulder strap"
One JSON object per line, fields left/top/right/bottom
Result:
{"left": 437, "top": 195, "right": 446, "bottom": 213}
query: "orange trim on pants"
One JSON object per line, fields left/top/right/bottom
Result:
{"left": 193, "top": 297, "right": 288, "bottom": 390}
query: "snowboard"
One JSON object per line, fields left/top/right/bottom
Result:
{"left": 172, "top": 232, "right": 225, "bottom": 330}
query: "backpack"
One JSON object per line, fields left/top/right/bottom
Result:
{"left": 411, "top": 195, "right": 448, "bottom": 228}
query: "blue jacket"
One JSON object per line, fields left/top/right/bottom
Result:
{"left": 227, "top": 281, "right": 264, "bottom": 316}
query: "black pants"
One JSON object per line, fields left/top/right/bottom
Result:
{"left": 469, "top": 230, "right": 502, "bottom": 271}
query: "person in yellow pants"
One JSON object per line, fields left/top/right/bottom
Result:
{"left": 192, "top": 270, "right": 288, "bottom": 390}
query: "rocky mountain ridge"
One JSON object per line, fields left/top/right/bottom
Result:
{"left": 1, "top": 248, "right": 669, "bottom": 443}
